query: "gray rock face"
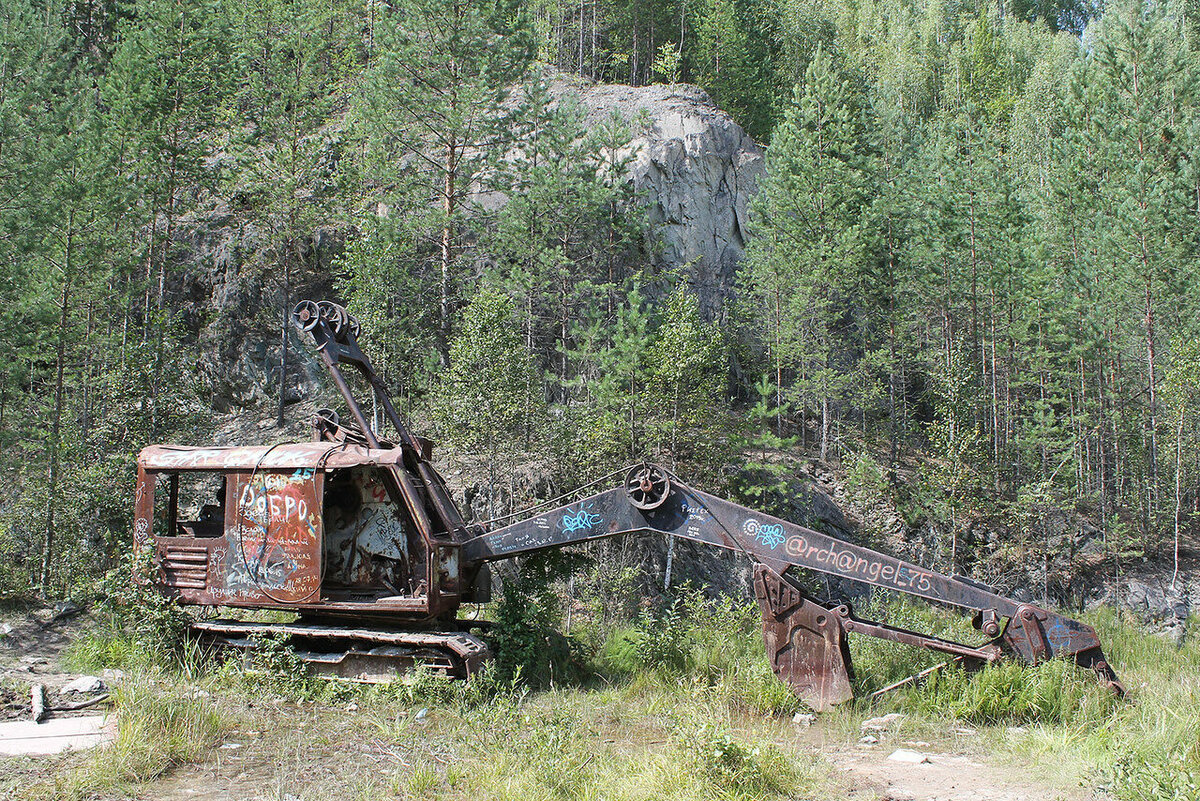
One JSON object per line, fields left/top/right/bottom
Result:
{"left": 175, "top": 78, "right": 764, "bottom": 410}
{"left": 547, "top": 77, "right": 764, "bottom": 319}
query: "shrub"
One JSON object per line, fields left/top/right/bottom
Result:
{"left": 1108, "top": 754, "right": 1200, "bottom": 801}
{"left": 599, "top": 586, "right": 802, "bottom": 715}
{"left": 601, "top": 602, "right": 691, "bottom": 676}
{"left": 489, "top": 551, "right": 589, "bottom": 687}
{"left": 674, "top": 717, "right": 797, "bottom": 795}
{"left": 67, "top": 546, "right": 192, "bottom": 672}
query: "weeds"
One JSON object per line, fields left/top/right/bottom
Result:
{"left": 598, "top": 586, "right": 801, "bottom": 716}
{"left": 897, "top": 658, "right": 1119, "bottom": 726}
{"left": 66, "top": 546, "right": 192, "bottom": 673}
{"left": 25, "top": 677, "right": 231, "bottom": 800}
{"left": 674, "top": 716, "right": 798, "bottom": 796}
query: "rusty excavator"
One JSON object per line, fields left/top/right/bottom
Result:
{"left": 135, "top": 300, "right": 1124, "bottom": 711}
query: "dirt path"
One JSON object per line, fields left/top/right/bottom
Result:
{"left": 0, "top": 600, "right": 93, "bottom": 707}
{"left": 824, "top": 745, "right": 1084, "bottom": 801}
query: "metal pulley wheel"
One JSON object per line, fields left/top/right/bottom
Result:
{"left": 625, "top": 464, "right": 670, "bottom": 510}
{"left": 293, "top": 299, "right": 321, "bottom": 331}
{"left": 317, "top": 300, "right": 349, "bottom": 333}
{"left": 314, "top": 408, "right": 340, "bottom": 427}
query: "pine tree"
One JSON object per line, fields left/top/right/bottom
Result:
{"left": 435, "top": 287, "right": 545, "bottom": 516}
{"left": 103, "top": 0, "right": 236, "bottom": 325}
{"left": 484, "top": 80, "right": 645, "bottom": 394}
{"left": 1070, "top": 0, "right": 1199, "bottom": 523}
{"left": 745, "top": 47, "right": 876, "bottom": 461}
{"left": 643, "top": 288, "right": 730, "bottom": 477}
{"left": 228, "top": 0, "right": 355, "bottom": 426}
{"left": 355, "top": 0, "right": 535, "bottom": 360}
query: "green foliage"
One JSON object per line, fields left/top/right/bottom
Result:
{"left": 435, "top": 287, "right": 545, "bottom": 454}
{"left": 354, "top": 0, "right": 534, "bottom": 358}
{"left": 843, "top": 450, "right": 890, "bottom": 510}
{"left": 600, "top": 587, "right": 800, "bottom": 716}
{"left": 674, "top": 717, "right": 797, "bottom": 795}
{"left": 732, "top": 375, "right": 797, "bottom": 514}
{"left": 489, "top": 551, "right": 589, "bottom": 687}
{"left": 847, "top": 592, "right": 978, "bottom": 695}
{"left": 652, "top": 42, "right": 683, "bottom": 83}
{"left": 242, "top": 631, "right": 322, "bottom": 698}
{"left": 28, "top": 677, "right": 230, "bottom": 800}
{"left": 900, "top": 659, "right": 1119, "bottom": 727}
{"left": 602, "top": 603, "right": 691, "bottom": 675}
{"left": 852, "top": 594, "right": 1119, "bottom": 728}
{"left": 1109, "top": 754, "right": 1200, "bottom": 801}
{"left": 68, "top": 547, "right": 193, "bottom": 671}
{"left": 746, "top": 46, "right": 878, "bottom": 462}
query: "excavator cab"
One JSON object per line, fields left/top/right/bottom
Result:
{"left": 135, "top": 445, "right": 436, "bottom": 609}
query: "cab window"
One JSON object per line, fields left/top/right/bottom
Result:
{"left": 152, "top": 472, "right": 228, "bottom": 538}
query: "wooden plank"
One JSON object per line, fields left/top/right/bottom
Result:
{"left": 0, "top": 715, "right": 115, "bottom": 756}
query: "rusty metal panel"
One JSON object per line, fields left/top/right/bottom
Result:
{"left": 160, "top": 544, "right": 209, "bottom": 589}
{"left": 207, "top": 469, "right": 324, "bottom": 604}
{"left": 138, "top": 443, "right": 399, "bottom": 472}
{"left": 133, "top": 466, "right": 154, "bottom": 547}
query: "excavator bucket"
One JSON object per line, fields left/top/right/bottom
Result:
{"left": 753, "top": 565, "right": 854, "bottom": 711}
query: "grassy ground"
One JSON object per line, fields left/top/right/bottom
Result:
{"left": 4, "top": 593, "right": 1198, "bottom": 801}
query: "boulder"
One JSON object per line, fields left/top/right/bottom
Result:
{"left": 887, "top": 749, "right": 930, "bottom": 764}
{"left": 60, "top": 676, "right": 104, "bottom": 696}
{"left": 861, "top": 712, "right": 906, "bottom": 733}
{"left": 546, "top": 77, "right": 764, "bottom": 320}
{"left": 173, "top": 74, "right": 765, "bottom": 408}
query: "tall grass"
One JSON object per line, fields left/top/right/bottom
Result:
{"left": 24, "top": 676, "right": 232, "bottom": 800}
{"left": 597, "top": 587, "right": 801, "bottom": 716}
{"left": 456, "top": 689, "right": 814, "bottom": 801}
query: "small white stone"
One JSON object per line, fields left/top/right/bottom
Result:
{"left": 415, "top": 707, "right": 428, "bottom": 721}
{"left": 792, "top": 712, "right": 815, "bottom": 727}
{"left": 887, "top": 749, "right": 930, "bottom": 764}
{"left": 953, "top": 726, "right": 978, "bottom": 736}
{"left": 858, "top": 735, "right": 879, "bottom": 746}
{"left": 220, "top": 742, "right": 243, "bottom": 750}
{"left": 861, "top": 712, "right": 906, "bottom": 732}
{"left": 1006, "top": 726, "right": 1029, "bottom": 736}
{"left": 345, "top": 702, "right": 359, "bottom": 712}
{"left": 60, "top": 676, "right": 104, "bottom": 695}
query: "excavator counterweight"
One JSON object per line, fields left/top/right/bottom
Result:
{"left": 136, "top": 301, "right": 1124, "bottom": 708}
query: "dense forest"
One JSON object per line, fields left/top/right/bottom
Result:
{"left": 1, "top": 0, "right": 1199, "bottom": 601}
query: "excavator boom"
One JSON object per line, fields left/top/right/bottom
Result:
{"left": 465, "top": 465, "right": 1124, "bottom": 709}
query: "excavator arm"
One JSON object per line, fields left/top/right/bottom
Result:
{"left": 464, "top": 465, "right": 1124, "bottom": 710}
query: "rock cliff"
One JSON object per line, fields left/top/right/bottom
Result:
{"left": 173, "top": 76, "right": 764, "bottom": 409}
{"left": 545, "top": 76, "right": 764, "bottom": 320}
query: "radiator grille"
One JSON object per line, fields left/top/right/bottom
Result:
{"left": 161, "top": 545, "right": 208, "bottom": 589}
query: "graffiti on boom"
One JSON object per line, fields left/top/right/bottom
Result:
{"left": 784, "top": 533, "right": 933, "bottom": 593}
